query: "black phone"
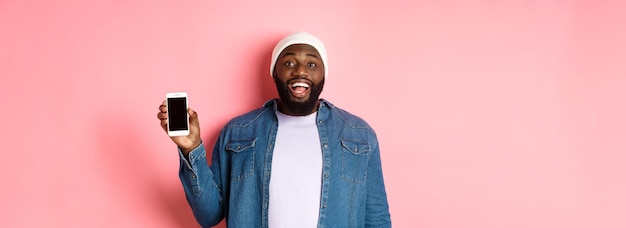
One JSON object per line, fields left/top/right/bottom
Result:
{"left": 166, "top": 92, "right": 189, "bottom": 136}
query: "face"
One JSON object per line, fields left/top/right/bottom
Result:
{"left": 273, "top": 44, "right": 325, "bottom": 115}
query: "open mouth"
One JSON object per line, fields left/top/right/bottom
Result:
{"left": 289, "top": 81, "right": 310, "bottom": 98}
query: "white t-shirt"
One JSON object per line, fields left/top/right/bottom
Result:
{"left": 268, "top": 111, "right": 323, "bottom": 228}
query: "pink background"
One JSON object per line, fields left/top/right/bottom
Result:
{"left": 1, "top": 0, "right": 625, "bottom": 227}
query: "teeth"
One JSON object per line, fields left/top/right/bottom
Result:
{"left": 291, "top": 82, "right": 310, "bottom": 88}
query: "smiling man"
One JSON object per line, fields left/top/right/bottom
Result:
{"left": 157, "top": 32, "right": 391, "bottom": 227}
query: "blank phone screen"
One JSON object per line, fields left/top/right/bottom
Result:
{"left": 167, "top": 97, "right": 188, "bottom": 131}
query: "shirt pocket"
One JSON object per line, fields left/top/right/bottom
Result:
{"left": 226, "top": 138, "right": 257, "bottom": 181}
{"left": 340, "top": 138, "right": 371, "bottom": 184}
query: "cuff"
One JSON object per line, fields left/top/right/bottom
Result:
{"left": 178, "top": 142, "right": 205, "bottom": 170}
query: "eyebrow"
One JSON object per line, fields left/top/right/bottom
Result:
{"left": 281, "top": 52, "right": 320, "bottom": 59}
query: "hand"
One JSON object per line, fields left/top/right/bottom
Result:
{"left": 157, "top": 100, "right": 202, "bottom": 155}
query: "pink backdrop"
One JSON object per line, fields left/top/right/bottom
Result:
{"left": 1, "top": 0, "right": 625, "bottom": 227}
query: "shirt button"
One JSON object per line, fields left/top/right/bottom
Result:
{"left": 191, "top": 174, "right": 196, "bottom": 179}
{"left": 322, "top": 204, "right": 327, "bottom": 208}
{"left": 319, "top": 120, "right": 323, "bottom": 124}
{"left": 324, "top": 174, "right": 329, "bottom": 178}
{"left": 190, "top": 156, "right": 194, "bottom": 159}
{"left": 324, "top": 144, "right": 328, "bottom": 148}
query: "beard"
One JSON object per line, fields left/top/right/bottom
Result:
{"left": 274, "top": 76, "right": 325, "bottom": 115}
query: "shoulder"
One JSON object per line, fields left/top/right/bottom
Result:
{"left": 323, "top": 100, "right": 374, "bottom": 131}
{"left": 225, "top": 99, "right": 277, "bottom": 128}
{"left": 322, "top": 100, "right": 380, "bottom": 148}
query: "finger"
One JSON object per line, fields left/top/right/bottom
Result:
{"left": 157, "top": 110, "right": 168, "bottom": 132}
{"left": 161, "top": 121, "right": 167, "bottom": 130}
{"left": 156, "top": 111, "right": 167, "bottom": 120}
{"left": 160, "top": 100, "right": 167, "bottom": 112}
{"left": 188, "top": 108, "right": 199, "bottom": 125}
{"left": 160, "top": 119, "right": 168, "bottom": 132}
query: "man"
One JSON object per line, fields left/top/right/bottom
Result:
{"left": 157, "top": 32, "right": 391, "bottom": 227}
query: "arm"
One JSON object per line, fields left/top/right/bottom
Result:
{"left": 179, "top": 142, "right": 225, "bottom": 227}
{"left": 157, "top": 101, "right": 226, "bottom": 227}
{"left": 365, "top": 141, "right": 392, "bottom": 227}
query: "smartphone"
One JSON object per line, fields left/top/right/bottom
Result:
{"left": 166, "top": 92, "right": 189, "bottom": 136}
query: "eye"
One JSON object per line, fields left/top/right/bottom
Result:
{"left": 307, "top": 62, "right": 317, "bottom": 68}
{"left": 284, "top": 61, "right": 295, "bottom": 67}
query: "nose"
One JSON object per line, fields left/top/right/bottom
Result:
{"left": 292, "top": 63, "right": 308, "bottom": 77}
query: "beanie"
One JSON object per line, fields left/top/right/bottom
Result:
{"left": 270, "top": 32, "right": 328, "bottom": 78}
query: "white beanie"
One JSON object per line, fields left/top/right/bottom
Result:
{"left": 270, "top": 32, "right": 328, "bottom": 78}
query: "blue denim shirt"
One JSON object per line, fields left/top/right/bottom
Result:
{"left": 179, "top": 99, "right": 391, "bottom": 228}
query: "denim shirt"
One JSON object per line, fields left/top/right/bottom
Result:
{"left": 179, "top": 99, "right": 391, "bottom": 228}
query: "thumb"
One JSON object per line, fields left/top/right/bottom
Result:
{"left": 186, "top": 107, "right": 201, "bottom": 142}
{"left": 188, "top": 108, "right": 199, "bottom": 126}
